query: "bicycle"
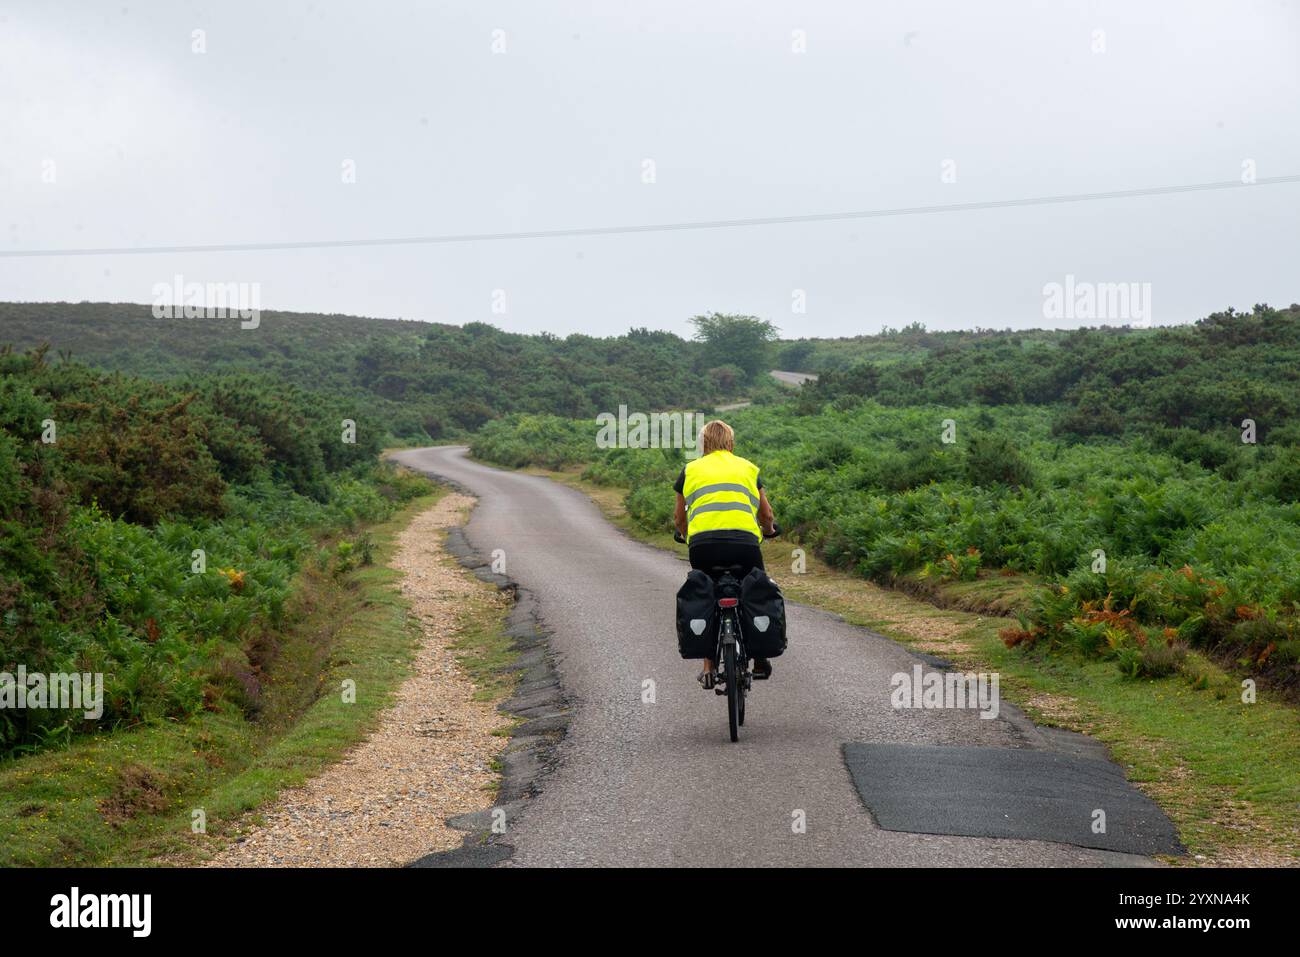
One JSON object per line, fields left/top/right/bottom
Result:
{"left": 674, "top": 525, "right": 780, "bottom": 742}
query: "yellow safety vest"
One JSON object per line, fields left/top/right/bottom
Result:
{"left": 683, "top": 450, "right": 762, "bottom": 545}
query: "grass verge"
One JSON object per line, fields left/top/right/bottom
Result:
{"left": 520, "top": 463, "right": 1300, "bottom": 866}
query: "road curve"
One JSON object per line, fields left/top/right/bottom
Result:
{"left": 392, "top": 446, "right": 1153, "bottom": 867}
{"left": 770, "top": 369, "right": 819, "bottom": 386}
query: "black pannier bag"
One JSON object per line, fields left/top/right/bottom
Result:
{"left": 676, "top": 570, "right": 717, "bottom": 659}
{"left": 740, "top": 567, "right": 787, "bottom": 658}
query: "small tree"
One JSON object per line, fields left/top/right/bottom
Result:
{"left": 688, "top": 313, "right": 778, "bottom": 382}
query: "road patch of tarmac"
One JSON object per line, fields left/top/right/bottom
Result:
{"left": 842, "top": 741, "right": 1186, "bottom": 857}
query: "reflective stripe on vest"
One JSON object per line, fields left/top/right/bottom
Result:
{"left": 682, "top": 450, "right": 762, "bottom": 544}
{"left": 683, "top": 483, "right": 759, "bottom": 510}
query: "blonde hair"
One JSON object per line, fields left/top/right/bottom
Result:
{"left": 700, "top": 420, "right": 735, "bottom": 455}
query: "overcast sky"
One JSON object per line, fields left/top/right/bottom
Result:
{"left": 1, "top": 0, "right": 1297, "bottom": 339}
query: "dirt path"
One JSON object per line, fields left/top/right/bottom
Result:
{"left": 203, "top": 492, "right": 510, "bottom": 867}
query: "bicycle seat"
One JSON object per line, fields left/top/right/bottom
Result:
{"left": 706, "top": 565, "right": 747, "bottom": 588}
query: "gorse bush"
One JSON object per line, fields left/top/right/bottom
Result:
{"left": 964, "top": 432, "right": 1034, "bottom": 488}
{"left": 471, "top": 414, "right": 593, "bottom": 470}
{"left": 56, "top": 391, "right": 229, "bottom": 524}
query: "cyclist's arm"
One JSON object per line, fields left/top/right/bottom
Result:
{"left": 674, "top": 493, "right": 688, "bottom": 538}
{"left": 757, "top": 488, "right": 776, "bottom": 536}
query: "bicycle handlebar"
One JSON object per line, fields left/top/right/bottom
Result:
{"left": 673, "top": 523, "right": 782, "bottom": 545}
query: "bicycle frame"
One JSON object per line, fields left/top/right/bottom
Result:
{"left": 712, "top": 576, "right": 751, "bottom": 741}
{"left": 713, "top": 580, "right": 746, "bottom": 664}
{"left": 717, "top": 607, "right": 743, "bottom": 657}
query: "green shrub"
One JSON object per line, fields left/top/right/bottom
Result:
{"left": 0, "top": 350, "right": 429, "bottom": 757}
{"left": 1255, "top": 446, "right": 1300, "bottom": 503}
{"left": 964, "top": 432, "right": 1034, "bottom": 489}
{"left": 1116, "top": 636, "right": 1187, "bottom": 679}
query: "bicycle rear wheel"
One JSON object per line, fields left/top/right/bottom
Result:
{"left": 724, "top": 642, "right": 740, "bottom": 742}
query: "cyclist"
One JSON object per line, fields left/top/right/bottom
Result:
{"left": 673, "top": 419, "right": 777, "bottom": 689}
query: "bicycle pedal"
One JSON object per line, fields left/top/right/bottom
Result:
{"left": 714, "top": 683, "right": 727, "bottom": 696}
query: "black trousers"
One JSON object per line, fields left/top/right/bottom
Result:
{"left": 688, "top": 541, "right": 765, "bottom": 581}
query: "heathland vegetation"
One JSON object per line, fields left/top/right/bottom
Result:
{"left": 0, "top": 302, "right": 759, "bottom": 443}
{"left": 0, "top": 344, "right": 427, "bottom": 758}
{"left": 473, "top": 304, "right": 1300, "bottom": 694}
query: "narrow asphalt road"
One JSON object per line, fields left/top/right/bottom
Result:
{"left": 392, "top": 446, "right": 1154, "bottom": 867}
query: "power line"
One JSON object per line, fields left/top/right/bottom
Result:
{"left": 3, "top": 174, "right": 1296, "bottom": 259}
